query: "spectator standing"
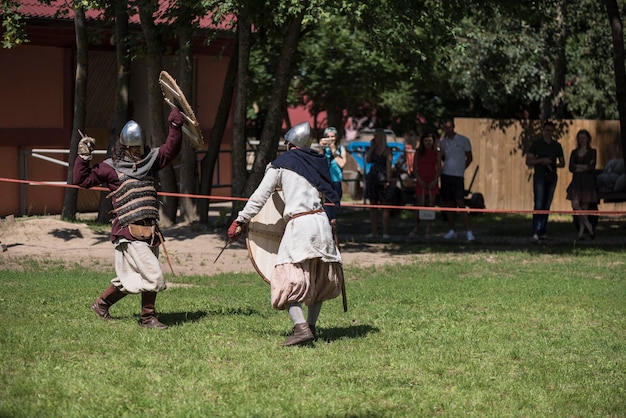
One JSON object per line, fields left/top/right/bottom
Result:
{"left": 439, "top": 119, "right": 475, "bottom": 241}
{"left": 410, "top": 132, "right": 441, "bottom": 239}
{"left": 319, "top": 127, "right": 346, "bottom": 220}
{"left": 526, "top": 121, "right": 565, "bottom": 242}
{"left": 344, "top": 116, "right": 358, "bottom": 142}
{"left": 365, "top": 129, "right": 392, "bottom": 239}
{"left": 566, "top": 129, "right": 597, "bottom": 240}
{"left": 403, "top": 130, "right": 417, "bottom": 176}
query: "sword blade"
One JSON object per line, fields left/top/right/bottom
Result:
{"left": 213, "top": 240, "right": 230, "bottom": 264}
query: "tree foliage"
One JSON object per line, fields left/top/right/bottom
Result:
{"left": 1, "top": 0, "right": 28, "bottom": 48}
{"left": 443, "top": 0, "right": 625, "bottom": 120}
{"left": 295, "top": 1, "right": 455, "bottom": 133}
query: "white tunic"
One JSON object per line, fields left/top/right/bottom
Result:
{"left": 236, "top": 165, "right": 342, "bottom": 266}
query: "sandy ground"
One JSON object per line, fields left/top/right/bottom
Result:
{"left": 0, "top": 215, "right": 416, "bottom": 276}
{"left": 3, "top": 213, "right": 622, "bottom": 279}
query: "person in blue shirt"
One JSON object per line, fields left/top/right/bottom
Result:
{"left": 319, "top": 127, "right": 346, "bottom": 219}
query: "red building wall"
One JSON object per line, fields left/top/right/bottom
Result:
{"left": 0, "top": 44, "right": 234, "bottom": 217}
{"left": 0, "top": 147, "right": 20, "bottom": 216}
{"left": 0, "top": 45, "right": 72, "bottom": 216}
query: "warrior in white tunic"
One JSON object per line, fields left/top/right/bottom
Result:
{"left": 228, "top": 122, "right": 344, "bottom": 346}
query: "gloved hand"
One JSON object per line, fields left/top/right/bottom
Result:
{"left": 228, "top": 220, "right": 246, "bottom": 241}
{"left": 168, "top": 107, "right": 184, "bottom": 127}
{"left": 78, "top": 136, "right": 96, "bottom": 160}
{"left": 330, "top": 218, "right": 338, "bottom": 234}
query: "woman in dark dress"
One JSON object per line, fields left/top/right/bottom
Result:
{"left": 566, "top": 129, "right": 597, "bottom": 240}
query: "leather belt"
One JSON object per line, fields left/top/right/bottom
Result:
{"left": 289, "top": 209, "right": 324, "bottom": 221}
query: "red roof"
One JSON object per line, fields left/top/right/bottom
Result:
{"left": 16, "top": 0, "right": 232, "bottom": 30}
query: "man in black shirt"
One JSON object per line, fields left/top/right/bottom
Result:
{"left": 525, "top": 121, "right": 565, "bottom": 242}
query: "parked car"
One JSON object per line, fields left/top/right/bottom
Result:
{"left": 344, "top": 140, "right": 412, "bottom": 211}
{"left": 345, "top": 141, "right": 405, "bottom": 176}
{"left": 352, "top": 128, "right": 400, "bottom": 144}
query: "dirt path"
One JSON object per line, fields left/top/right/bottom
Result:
{"left": 0, "top": 216, "right": 417, "bottom": 276}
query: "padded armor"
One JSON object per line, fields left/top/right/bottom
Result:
{"left": 108, "top": 176, "right": 159, "bottom": 227}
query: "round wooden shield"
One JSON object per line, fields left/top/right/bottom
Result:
{"left": 246, "top": 191, "right": 286, "bottom": 284}
{"left": 158, "top": 70, "right": 204, "bottom": 150}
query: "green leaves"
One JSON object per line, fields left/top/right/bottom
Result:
{"left": 1, "top": 0, "right": 28, "bottom": 48}
{"left": 443, "top": 0, "right": 622, "bottom": 119}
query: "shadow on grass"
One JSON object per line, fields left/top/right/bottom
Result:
{"left": 337, "top": 207, "right": 626, "bottom": 256}
{"left": 316, "top": 324, "right": 379, "bottom": 342}
{"left": 339, "top": 239, "right": 626, "bottom": 257}
{"left": 154, "top": 306, "right": 261, "bottom": 326}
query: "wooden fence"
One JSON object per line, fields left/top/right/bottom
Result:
{"left": 454, "top": 118, "right": 625, "bottom": 213}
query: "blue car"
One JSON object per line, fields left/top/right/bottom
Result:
{"left": 345, "top": 141, "right": 406, "bottom": 176}
{"left": 344, "top": 141, "right": 413, "bottom": 209}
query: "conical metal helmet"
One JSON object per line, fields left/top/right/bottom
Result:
{"left": 120, "top": 120, "right": 144, "bottom": 147}
{"left": 284, "top": 122, "right": 312, "bottom": 148}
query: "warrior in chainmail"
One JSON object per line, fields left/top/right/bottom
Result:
{"left": 73, "top": 107, "right": 184, "bottom": 329}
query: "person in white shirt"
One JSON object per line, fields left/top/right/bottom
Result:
{"left": 439, "top": 119, "right": 475, "bottom": 241}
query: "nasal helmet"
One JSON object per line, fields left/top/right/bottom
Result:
{"left": 120, "top": 120, "right": 144, "bottom": 147}
{"left": 284, "top": 122, "right": 312, "bottom": 148}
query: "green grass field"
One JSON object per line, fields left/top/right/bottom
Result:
{"left": 1, "top": 241, "right": 625, "bottom": 417}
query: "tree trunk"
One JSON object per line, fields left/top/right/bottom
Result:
{"left": 231, "top": 8, "right": 252, "bottom": 205}
{"left": 198, "top": 38, "right": 239, "bottom": 224}
{"left": 604, "top": 0, "right": 626, "bottom": 167}
{"left": 62, "top": 5, "right": 88, "bottom": 221}
{"left": 97, "top": 0, "right": 130, "bottom": 224}
{"left": 243, "top": 14, "right": 304, "bottom": 197}
{"left": 551, "top": 0, "right": 567, "bottom": 119}
{"left": 539, "top": 2, "right": 567, "bottom": 121}
{"left": 326, "top": 97, "right": 344, "bottom": 138}
{"left": 177, "top": 23, "right": 199, "bottom": 224}
{"left": 138, "top": 0, "right": 178, "bottom": 225}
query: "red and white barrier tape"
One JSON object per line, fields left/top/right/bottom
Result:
{"left": 1, "top": 176, "right": 625, "bottom": 217}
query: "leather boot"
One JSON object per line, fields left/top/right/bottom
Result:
{"left": 308, "top": 324, "right": 317, "bottom": 340}
{"left": 140, "top": 292, "right": 168, "bottom": 329}
{"left": 91, "top": 285, "right": 126, "bottom": 320}
{"left": 282, "top": 323, "right": 314, "bottom": 346}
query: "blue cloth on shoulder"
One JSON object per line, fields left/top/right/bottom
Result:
{"left": 272, "top": 147, "right": 340, "bottom": 208}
